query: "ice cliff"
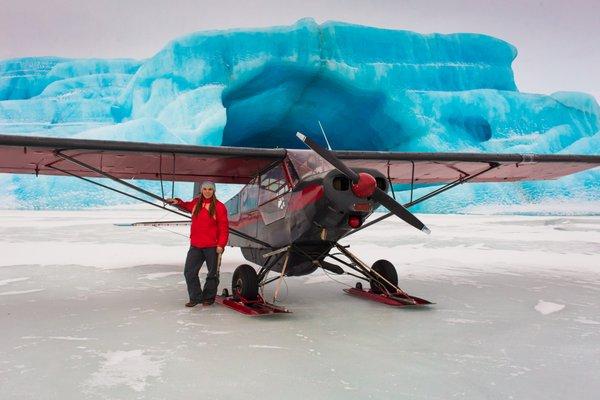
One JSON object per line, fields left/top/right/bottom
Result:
{"left": 1, "top": 19, "right": 598, "bottom": 212}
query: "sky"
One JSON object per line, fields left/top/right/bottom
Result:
{"left": 1, "top": 0, "right": 599, "bottom": 100}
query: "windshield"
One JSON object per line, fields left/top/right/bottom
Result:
{"left": 286, "top": 149, "right": 334, "bottom": 181}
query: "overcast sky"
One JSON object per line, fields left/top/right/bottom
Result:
{"left": 1, "top": 0, "right": 599, "bottom": 100}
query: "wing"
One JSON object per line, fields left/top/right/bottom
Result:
{"left": 2, "top": 134, "right": 598, "bottom": 185}
{"left": 333, "top": 150, "right": 600, "bottom": 183}
{"left": 0, "top": 134, "right": 285, "bottom": 184}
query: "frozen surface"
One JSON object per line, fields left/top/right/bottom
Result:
{"left": 1, "top": 208, "right": 600, "bottom": 399}
{"left": 0, "top": 19, "right": 599, "bottom": 210}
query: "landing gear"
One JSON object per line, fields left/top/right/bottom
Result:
{"left": 214, "top": 264, "right": 291, "bottom": 316}
{"left": 330, "top": 244, "right": 433, "bottom": 307}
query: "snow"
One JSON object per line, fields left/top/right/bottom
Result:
{"left": 1, "top": 208, "right": 600, "bottom": 399}
{"left": 86, "top": 350, "right": 163, "bottom": 393}
{"left": 534, "top": 300, "right": 566, "bottom": 315}
{"left": 21, "top": 336, "right": 97, "bottom": 341}
{"left": 0, "top": 288, "right": 44, "bottom": 296}
{"left": 574, "top": 317, "right": 600, "bottom": 325}
{"left": 0, "top": 277, "right": 30, "bottom": 286}
{"left": 138, "top": 272, "right": 181, "bottom": 280}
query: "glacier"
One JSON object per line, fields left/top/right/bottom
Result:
{"left": 0, "top": 18, "right": 598, "bottom": 212}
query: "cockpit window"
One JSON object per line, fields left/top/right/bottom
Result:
{"left": 241, "top": 177, "right": 259, "bottom": 212}
{"left": 258, "top": 164, "right": 289, "bottom": 205}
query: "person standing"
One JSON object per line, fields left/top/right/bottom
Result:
{"left": 166, "top": 181, "right": 229, "bottom": 306}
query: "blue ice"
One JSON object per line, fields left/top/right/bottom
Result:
{"left": 0, "top": 19, "right": 598, "bottom": 212}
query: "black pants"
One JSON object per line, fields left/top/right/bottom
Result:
{"left": 184, "top": 246, "right": 219, "bottom": 302}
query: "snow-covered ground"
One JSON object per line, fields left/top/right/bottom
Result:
{"left": 1, "top": 208, "right": 599, "bottom": 399}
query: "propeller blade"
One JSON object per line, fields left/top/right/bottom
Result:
{"left": 372, "top": 188, "right": 431, "bottom": 234}
{"left": 296, "top": 132, "right": 360, "bottom": 183}
{"left": 296, "top": 132, "right": 430, "bottom": 235}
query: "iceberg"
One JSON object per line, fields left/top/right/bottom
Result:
{"left": 0, "top": 19, "right": 598, "bottom": 212}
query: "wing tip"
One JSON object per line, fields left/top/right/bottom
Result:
{"left": 296, "top": 132, "right": 306, "bottom": 141}
{"left": 421, "top": 226, "right": 431, "bottom": 235}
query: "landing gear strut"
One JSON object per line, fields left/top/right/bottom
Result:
{"left": 214, "top": 264, "right": 291, "bottom": 316}
{"left": 330, "top": 243, "right": 433, "bottom": 307}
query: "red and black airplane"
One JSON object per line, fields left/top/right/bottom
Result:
{"left": 1, "top": 133, "right": 598, "bottom": 315}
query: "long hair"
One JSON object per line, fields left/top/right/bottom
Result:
{"left": 193, "top": 194, "right": 217, "bottom": 218}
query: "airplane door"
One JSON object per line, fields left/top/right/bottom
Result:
{"left": 258, "top": 164, "right": 291, "bottom": 225}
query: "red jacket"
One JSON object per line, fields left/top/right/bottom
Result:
{"left": 175, "top": 197, "right": 229, "bottom": 248}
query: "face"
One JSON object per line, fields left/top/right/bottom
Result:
{"left": 201, "top": 186, "right": 214, "bottom": 199}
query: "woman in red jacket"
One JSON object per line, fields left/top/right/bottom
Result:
{"left": 166, "top": 181, "right": 229, "bottom": 307}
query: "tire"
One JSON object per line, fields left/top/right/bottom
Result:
{"left": 232, "top": 264, "right": 259, "bottom": 301}
{"left": 370, "top": 259, "right": 398, "bottom": 294}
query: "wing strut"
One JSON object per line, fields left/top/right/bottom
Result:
{"left": 344, "top": 161, "right": 501, "bottom": 238}
{"left": 54, "top": 150, "right": 169, "bottom": 204}
{"left": 49, "top": 151, "right": 273, "bottom": 249}
{"left": 47, "top": 163, "right": 192, "bottom": 218}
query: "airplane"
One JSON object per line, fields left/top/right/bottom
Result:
{"left": 1, "top": 133, "right": 599, "bottom": 316}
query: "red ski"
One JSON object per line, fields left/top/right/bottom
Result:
{"left": 344, "top": 287, "right": 433, "bottom": 307}
{"left": 215, "top": 294, "right": 291, "bottom": 316}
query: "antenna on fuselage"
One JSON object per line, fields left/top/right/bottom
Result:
{"left": 318, "top": 120, "right": 332, "bottom": 150}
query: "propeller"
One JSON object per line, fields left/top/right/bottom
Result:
{"left": 296, "top": 132, "right": 431, "bottom": 235}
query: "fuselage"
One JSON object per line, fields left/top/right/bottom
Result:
{"left": 225, "top": 150, "right": 388, "bottom": 276}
